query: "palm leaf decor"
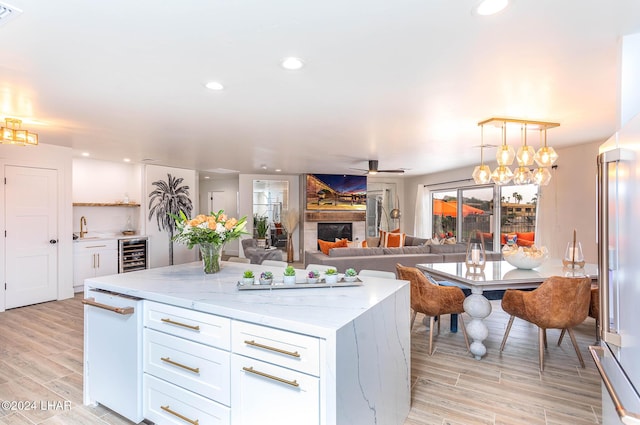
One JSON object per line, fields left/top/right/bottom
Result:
{"left": 148, "top": 173, "right": 193, "bottom": 265}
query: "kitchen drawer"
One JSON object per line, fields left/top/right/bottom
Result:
{"left": 144, "top": 374, "right": 230, "bottom": 425}
{"left": 145, "top": 301, "right": 231, "bottom": 350}
{"left": 230, "top": 354, "right": 319, "bottom": 425}
{"left": 232, "top": 321, "right": 320, "bottom": 376}
{"left": 74, "top": 239, "right": 117, "bottom": 252}
{"left": 144, "top": 328, "right": 230, "bottom": 406}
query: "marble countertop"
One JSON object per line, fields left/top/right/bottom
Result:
{"left": 84, "top": 261, "right": 408, "bottom": 338}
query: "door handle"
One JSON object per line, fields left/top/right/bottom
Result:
{"left": 49, "top": 239, "right": 58, "bottom": 244}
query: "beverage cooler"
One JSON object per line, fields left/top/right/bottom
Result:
{"left": 118, "top": 237, "right": 148, "bottom": 273}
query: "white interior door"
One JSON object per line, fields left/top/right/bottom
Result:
{"left": 207, "top": 191, "right": 224, "bottom": 214}
{"left": 5, "top": 165, "right": 58, "bottom": 309}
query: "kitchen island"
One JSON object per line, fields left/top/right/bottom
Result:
{"left": 83, "top": 261, "right": 410, "bottom": 425}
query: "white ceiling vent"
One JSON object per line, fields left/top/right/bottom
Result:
{"left": 0, "top": 2, "right": 23, "bottom": 27}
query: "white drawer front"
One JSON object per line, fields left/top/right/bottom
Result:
{"left": 231, "top": 321, "right": 320, "bottom": 376}
{"left": 144, "top": 374, "right": 230, "bottom": 425}
{"left": 74, "top": 239, "right": 117, "bottom": 252}
{"left": 144, "top": 329, "right": 230, "bottom": 406}
{"left": 230, "top": 355, "right": 319, "bottom": 425}
{"left": 145, "top": 301, "right": 231, "bottom": 350}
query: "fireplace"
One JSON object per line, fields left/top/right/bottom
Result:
{"left": 317, "top": 222, "right": 353, "bottom": 247}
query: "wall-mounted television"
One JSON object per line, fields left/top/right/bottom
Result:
{"left": 306, "top": 174, "right": 367, "bottom": 211}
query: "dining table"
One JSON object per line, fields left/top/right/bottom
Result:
{"left": 416, "top": 259, "right": 598, "bottom": 360}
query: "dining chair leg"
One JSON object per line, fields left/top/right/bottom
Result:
{"left": 557, "top": 329, "right": 566, "bottom": 345}
{"left": 410, "top": 310, "right": 417, "bottom": 330}
{"left": 567, "top": 328, "right": 586, "bottom": 368}
{"left": 595, "top": 318, "right": 601, "bottom": 343}
{"left": 437, "top": 315, "right": 441, "bottom": 336}
{"left": 538, "top": 327, "right": 545, "bottom": 371}
{"left": 500, "top": 316, "right": 515, "bottom": 352}
{"left": 429, "top": 316, "right": 436, "bottom": 355}
{"left": 459, "top": 314, "right": 470, "bottom": 351}
{"left": 543, "top": 329, "right": 548, "bottom": 349}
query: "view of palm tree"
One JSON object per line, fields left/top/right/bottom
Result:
{"left": 148, "top": 173, "right": 193, "bottom": 265}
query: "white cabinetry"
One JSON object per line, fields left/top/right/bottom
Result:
{"left": 143, "top": 301, "right": 231, "bottom": 425}
{"left": 230, "top": 321, "right": 320, "bottom": 425}
{"left": 73, "top": 240, "right": 118, "bottom": 287}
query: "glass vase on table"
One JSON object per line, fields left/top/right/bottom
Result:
{"left": 199, "top": 243, "right": 224, "bottom": 274}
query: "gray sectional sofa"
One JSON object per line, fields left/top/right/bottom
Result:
{"left": 304, "top": 235, "right": 502, "bottom": 274}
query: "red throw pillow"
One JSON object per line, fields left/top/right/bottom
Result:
{"left": 516, "top": 238, "right": 535, "bottom": 247}
{"left": 383, "top": 232, "right": 406, "bottom": 248}
{"left": 318, "top": 238, "right": 348, "bottom": 255}
{"left": 516, "top": 231, "right": 535, "bottom": 242}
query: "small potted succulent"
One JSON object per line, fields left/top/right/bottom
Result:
{"left": 324, "top": 267, "right": 339, "bottom": 284}
{"left": 259, "top": 271, "right": 273, "bottom": 285}
{"left": 307, "top": 270, "right": 320, "bottom": 284}
{"left": 242, "top": 270, "right": 255, "bottom": 285}
{"left": 344, "top": 268, "right": 358, "bottom": 282}
{"left": 283, "top": 265, "right": 297, "bottom": 284}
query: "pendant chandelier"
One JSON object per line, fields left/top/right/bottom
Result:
{"left": 1, "top": 118, "right": 39, "bottom": 146}
{"left": 474, "top": 117, "right": 559, "bottom": 186}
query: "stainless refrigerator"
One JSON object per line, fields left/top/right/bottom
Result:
{"left": 593, "top": 112, "right": 640, "bottom": 425}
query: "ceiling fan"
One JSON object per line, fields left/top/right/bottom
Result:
{"left": 353, "top": 160, "right": 405, "bottom": 175}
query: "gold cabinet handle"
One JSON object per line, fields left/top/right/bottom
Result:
{"left": 244, "top": 340, "right": 300, "bottom": 358}
{"left": 161, "top": 405, "right": 199, "bottom": 425}
{"left": 161, "top": 357, "right": 200, "bottom": 374}
{"left": 82, "top": 297, "right": 134, "bottom": 315}
{"left": 242, "top": 366, "right": 299, "bottom": 388}
{"left": 161, "top": 317, "right": 200, "bottom": 331}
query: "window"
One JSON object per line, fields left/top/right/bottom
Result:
{"left": 428, "top": 183, "right": 539, "bottom": 251}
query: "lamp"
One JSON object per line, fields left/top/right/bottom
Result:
{"left": 390, "top": 193, "right": 401, "bottom": 229}
{"left": 1, "top": 118, "right": 38, "bottom": 146}
{"left": 475, "top": 117, "right": 559, "bottom": 186}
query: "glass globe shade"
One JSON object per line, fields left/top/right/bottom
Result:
{"left": 512, "top": 166, "right": 532, "bottom": 185}
{"left": 516, "top": 145, "right": 536, "bottom": 167}
{"left": 534, "top": 146, "right": 558, "bottom": 167}
{"left": 491, "top": 165, "right": 513, "bottom": 185}
{"left": 472, "top": 164, "right": 492, "bottom": 184}
{"left": 496, "top": 145, "right": 515, "bottom": 166}
{"left": 532, "top": 167, "right": 552, "bottom": 186}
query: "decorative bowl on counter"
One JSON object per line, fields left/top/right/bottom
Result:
{"left": 122, "top": 230, "right": 135, "bottom": 236}
{"left": 502, "top": 245, "right": 548, "bottom": 270}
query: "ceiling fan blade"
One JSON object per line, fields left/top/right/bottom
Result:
{"left": 377, "top": 169, "right": 405, "bottom": 174}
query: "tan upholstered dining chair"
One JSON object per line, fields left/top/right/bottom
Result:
{"left": 395, "top": 264, "right": 469, "bottom": 355}
{"left": 500, "top": 275, "right": 592, "bottom": 371}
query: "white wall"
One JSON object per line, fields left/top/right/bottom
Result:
{"left": 403, "top": 140, "right": 601, "bottom": 263}
{"left": 0, "top": 143, "right": 74, "bottom": 311}
{"left": 72, "top": 158, "right": 144, "bottom": 235}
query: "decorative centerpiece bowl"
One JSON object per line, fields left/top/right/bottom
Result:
{"left": 503, "top": 245, "right": 548, "bottom": 270}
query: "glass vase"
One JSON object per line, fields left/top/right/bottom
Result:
{"left": 199, "top": 243, "right": 223, "bottom": 274}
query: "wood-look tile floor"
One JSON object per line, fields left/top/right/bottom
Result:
{"left": 0, "top": 293, "right": 601, "bottom": 424}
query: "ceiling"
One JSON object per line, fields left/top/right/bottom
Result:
{"left": 2, "top": 0, "right": 640, "bottom": 177}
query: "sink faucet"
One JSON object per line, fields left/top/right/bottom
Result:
{"left": 80, "top": 216, "right": 87, "bottom": 238}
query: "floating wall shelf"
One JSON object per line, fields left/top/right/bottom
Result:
{"left": 73, "top": 202, "right": 141, "bottom": 207}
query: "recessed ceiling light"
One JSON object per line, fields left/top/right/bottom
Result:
{"left": 475, "top": 0, "right": 509, "bottom": 15}
{"left": 275, "top": 169, "right": 282, "bottom": 173}
{"left": 81, "top": 152, "right": 90, "bottom": 157}
{"left": 123, "top": 158, "right": 131, "bottom": 163}
{"left": 203, "top": 176, "right": 210, "bottom": 179}
{"left": 281, "top": 57, "right": 304, "bottom": 70}
{"left": 205, "top": 81, "right": 224, "bottom": 91}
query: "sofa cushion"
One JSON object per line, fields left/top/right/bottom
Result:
{"left": 404, "top": 235, "right": 429, "bottom": 246}
{"left": 429, "top": 243, "right": 467, "bottom": 254}
{"left": 328, "top": 247, "right": 385, "bottom": 257}
{"left": 366, "top": 236, "right": 381, "bottom": 248}
{"left": 318, "top": 238, "right": 348, "bottom": 255}
{"left": 402, "top": 245, "right": 432, "bottom": 254}
{"left": 383, "top": 247, "right": 405, "bottom": 255}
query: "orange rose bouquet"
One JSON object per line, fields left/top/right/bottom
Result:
{"left": 172, "top": 210, "right": 248, "bottom": 249}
